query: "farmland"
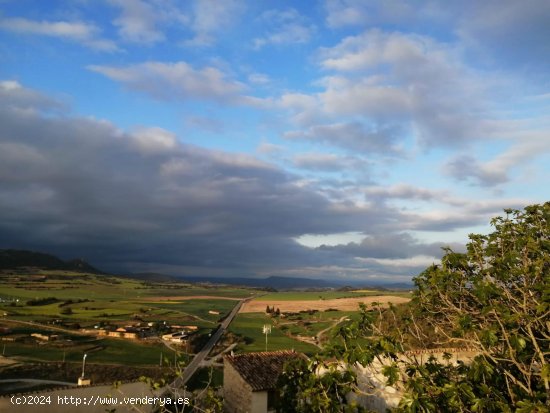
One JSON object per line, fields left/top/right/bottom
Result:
{"left": 0, "top": 266, "right": 411, "bottom": 388}
{"left": 232, "top": 290, "right": 411, "bottom": 352}
{"left": 0, "top": 268, "right": 256, "bottom": 378}
{"left": 239, "top": 294, "right": 410, "bottom": 313}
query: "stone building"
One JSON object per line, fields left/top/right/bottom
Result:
{"left": 223, "top": 350, "right": 303, "bottom": 413}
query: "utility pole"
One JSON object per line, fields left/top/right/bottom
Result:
{"left": 262, "top": 324, "right": 271, "bottom": 352}
{"left": 81, "top": 353, "right": 87, "bottom": 378}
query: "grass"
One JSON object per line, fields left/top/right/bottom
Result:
{"left": 257, "top": 290, "right": 411, "bottom": 301}
{"left": 0, "top": 270, "right": 256, "bottom": 366}
{"left": 147, "top": 299, "right": 238, "bottom": 323}
{"left": 186, "top": 367, "right": 223, "bottom": 391}
{"left": 229, "top": 312, "right": 319, "bottom": 355}
{"left": 1, "top": 338, "right": 167, "bottom": 365}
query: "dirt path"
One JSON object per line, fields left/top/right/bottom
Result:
{"left": 316, "top": 315, "right": 348, "bottom": 344}
{"left": 3, "top": 318, "right": 93, "bottom": 336}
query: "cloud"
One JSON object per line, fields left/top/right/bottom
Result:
{"left": 444, "top": 133, "right": 550, "bottom": 186}
{"left": 292, "top": 153, "right": 367, "bottom": 172}
{"left": 248, "top": 73, "right": 271, "bottom": 85}
{"left": 268, "top": 29, "right": 495, "bottom": 156}
{"left": 257, "top": 142, "right": 286, "bottom": 156}
{"left": 324, "top": 0, "right": 416, "bottom": 28}
{"left": 0, "top": 16, "right": 118, "bottom": 51}
{"left": 285, "top": 122, "right": 403, "bottom": 155}
{"left": 1, "top": 82, "right": 408, "bottom": 278}
{"left": 455, "top": 0, "right": 550, "bottom": 70}
{"left": 253, "top": 8, "right": 315, "bottom": 49}
{"left": 363, "top": 184, "right": 443, "bottom": 202}
{"left": 324, "top": 0, "right": 550, "bottom": 71}
{"left": 108, "top": 0, "right": 170, "bottom": 45}
{"left": 130, "top": 126, "right": 178, "bottom": 154}
{"left": 184, "top": 0, "right": 245, "bottom": 46}
{"left": 88, "top": 61, "right": 247, "bottom": 103}
{"left": 318, "top": 30, "right": 491, "bottom": 148}
{"left": 318, "top": 232, "right": 456, "bottom": 259}
{"left": 0, "top": 80, "right": 65, "bottom": 112}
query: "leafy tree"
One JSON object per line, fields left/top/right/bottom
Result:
{"left": 405, "top": 203, "right": 550, "bottom": 411}
{"left": 277, "top": 356, "right": 367, "bottom": 413}
{"left": 278, "top": 203, "right": 550, "bottom": 412}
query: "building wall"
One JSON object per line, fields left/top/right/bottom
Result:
{"left": 353, "top": 350, "right": 479, "bottom": 413}
{"left": 250, "top": 391, "right": 267, "bottom": 413}
{"left": 223, "top": 360, "right": 253, "bottom": 413}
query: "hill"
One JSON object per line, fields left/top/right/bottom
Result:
{"left": 0, "top": 249, "right": 104, "bottom": 274}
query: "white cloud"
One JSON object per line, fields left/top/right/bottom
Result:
{"left": 324, "top": 0, "right": 416, "bottom": 28}
{"left": 0, "top": 17, "right": 118, "bottom": 51}
{"left": 444, "top": 131, "right": 550, "bottom": 186}
{"left": 130, "top": 126, "right": 177, "bottom": 154}
{"left": 184, "top": 0, "right": 244, "bottom": 46}
{"left": 253, "top": 8, "right": 315, "bottom": 49}
{"left": 88, "top": 61, "right": 246, "bottom": 103}
{"left": 248, "top": 73, "right": 271, "bottom": 85}
{"left": 109, "top": 0, "right": 167, "bottom": 44}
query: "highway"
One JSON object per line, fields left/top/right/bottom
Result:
{"left": 165, "top": 298, "right": 247, "bottom": 395}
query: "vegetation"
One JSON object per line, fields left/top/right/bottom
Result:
{"left": 278, "top": 202, "right": 550, "bottom": 412}
{"left": 229, "top": 313, "right": 319, "bottom": 354}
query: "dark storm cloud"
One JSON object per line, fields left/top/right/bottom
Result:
{"left": 0, "top": 82, "right": 404, "bottom": 277}
{"left": 1, "top": 82, "right": 503, "bottom": 280}
{"left": 317, "top": 232, "right": 462, "bottom": 260}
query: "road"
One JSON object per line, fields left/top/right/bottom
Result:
{"left": 166, "top": 298, "right": 247, "bottom": 394}
{"left": 3, "top": 318, "right": 92, "bottom": 336}
{"left": 0, "top": 378, "right": 77, "bottom": 386}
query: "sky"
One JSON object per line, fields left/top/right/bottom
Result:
{"left": 1, "top": 0, "right": 549, "bottom": 283}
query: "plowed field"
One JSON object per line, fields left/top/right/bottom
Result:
{"left": 239, "top": 295, "right": 410, "bottom": 313}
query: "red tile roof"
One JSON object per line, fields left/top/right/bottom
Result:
{"left": 224, "top": 350, "right": 304, "bottom": 391}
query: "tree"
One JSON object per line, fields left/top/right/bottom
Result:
{"left": 278, "top": 203, "right": 550, "bottom": 412}
{"left": 405, "top": 203, "right": 550, "bottom": 411}
{"left": 277, "top": 356, "right": 366, "bottom": 413}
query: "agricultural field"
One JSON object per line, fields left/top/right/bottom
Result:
{"left": 233, "top": 290, "right": 411, "bottom": 351}
{"left": 228, "top": 312, "right": 319, "bottom": 355}
{"left": 240, "top": 294, "right": 410, "bottom": 313}
{"left": 0, "top": 269, "right": 256, "bottom": 370}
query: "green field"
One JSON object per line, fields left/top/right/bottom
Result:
{"left": 0, "top": 270, "right": 256, "bottom": 368}
{"left": 1, "top": 337, "right": 169, "bottom": 365}
{"left": 229, "top": 312, "right": 319, "bottom": 355}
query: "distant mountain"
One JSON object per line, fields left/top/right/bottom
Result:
{"left": 179, "top": 275, "right": 343, "bottom": 289}
{"left": 0, "top": 249, "right": 104, "bottom": 274}
{"left": 124, "top": 273, "right": 413, "bottom": 291}
{"left": 124, "top": 272, "right": 184, "bottom": 283}
{"left": 0, "top": 249, "right": 414, "bottom": 290}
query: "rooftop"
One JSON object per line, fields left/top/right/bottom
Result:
{"left": 224, "top": 350, "right": 304, "bottom": 391}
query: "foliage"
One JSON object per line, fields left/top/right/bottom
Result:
{"left": 404, "top": 203, "right": 550, "bottom": 411}
{"left": 277, "top": 356, "right": 367, "bottom": 413}
{"left": 277, "top": 203, "right": 550, "bottom": 412}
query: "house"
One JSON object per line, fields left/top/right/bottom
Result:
{"left": 223, "top": 350, "right": 304, "bottom": 413}
{"left": 31, "top": 333, "right": 59, "bottom": 341}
